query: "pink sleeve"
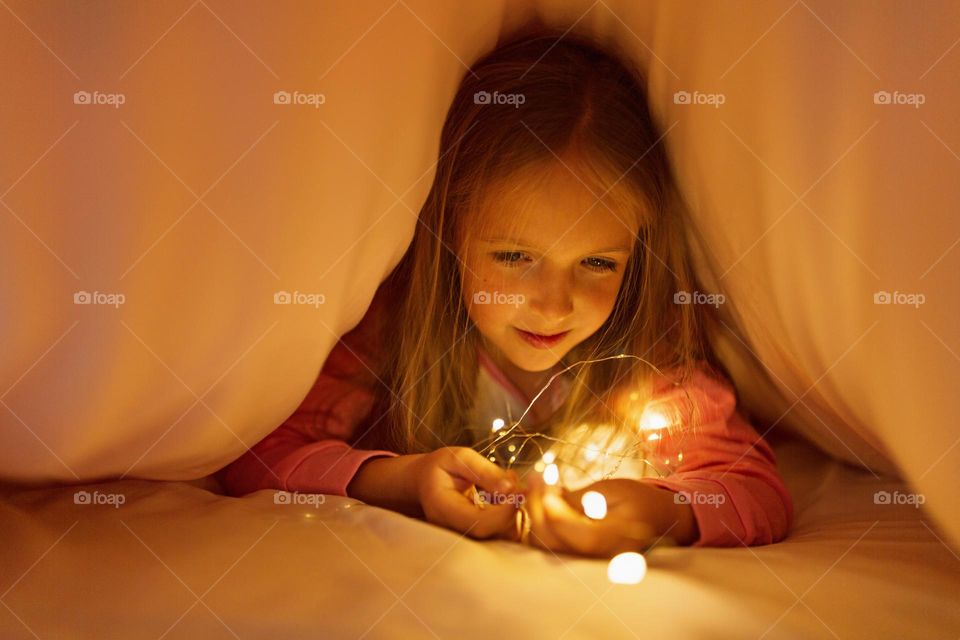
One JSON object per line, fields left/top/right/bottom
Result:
{"left": 218, "top": 289, "right": 399, "bottom": 497}
{"left": 636, "top": 367, "right": 794, "bottom": 547}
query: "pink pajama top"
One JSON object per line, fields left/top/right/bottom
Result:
{"left": 219, "top": 291, "right": 794, "bottom": 548}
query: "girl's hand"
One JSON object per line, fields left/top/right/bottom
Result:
{"left": 522, "top": 476, "right": 698, "bottom": 557}
{"left": 413, "top": 447, "right": 522, "bottom": 540}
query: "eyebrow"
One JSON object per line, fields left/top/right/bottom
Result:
{"left": 479, "top": 237, "right": 632, "bottom": 254}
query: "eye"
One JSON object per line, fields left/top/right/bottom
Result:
{"left": 492, "top": 251, "right": 531, "bottom": 267}
{"left": 583, "top": 257, "right": 618, "bottom": 273}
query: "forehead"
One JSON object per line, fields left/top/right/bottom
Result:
{"left": 469, "top": 160, "right": 639, "bottom": 252}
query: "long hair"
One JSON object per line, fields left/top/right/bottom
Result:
{"left": 351, "top": 27, "right": 727, "bottom": 463}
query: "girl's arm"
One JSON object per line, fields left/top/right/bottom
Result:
{"left": 346, "top": 453, "right": 425, "bottom": 516}
{"left": 216, "top": 412, "right": 399, "bottom": 498}
{"left": 218, "top": 286, "right": 399, "bottom": 498}
{"left": 218, "top": 282, "right": 521, "bottom": 542}
{"left": 636, "top": 367, "right": 795, "bottom": 547}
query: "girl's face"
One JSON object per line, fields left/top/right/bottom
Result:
{"left": 459, "top": 164, "right": 638, "bottom": 378}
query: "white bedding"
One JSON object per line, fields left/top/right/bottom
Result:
{"left": 2, "top": 0, "right": 959, "bottom": 636}
{"left": 3, "top": 0, "right": 958, "bottom": 544}
{"left": 2, "top": 434, "right": 958, "bottom": 638}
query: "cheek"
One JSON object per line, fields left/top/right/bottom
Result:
{"left": 461, "top": 262, "right": 518, "bottom": 329}
{"left": 463, "top": 259, "right": 526, "bottom": 301}
{"left": 460, "top": 257, "right": 487, "bottom": 303}
{"left": 468, "top": 302, "right": 499, "bottom": 332}
{"left": 581, "top": 278, "right": 623, "bottom": 324}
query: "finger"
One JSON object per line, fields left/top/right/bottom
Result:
{"left": 444, "top": 448, "right": 515, "bottom": 494}
{"left": 522, "top": 476, "right": 570, "bottom": 550}
{"left": 524, "top": 485, "right": 574, "bottom": 554}
{"left": 543, "top": 491, "right": 654, "bottom": 557}
{"left": 563, "top": 479, "right": 633, "bottom": 511}
{"left": 542, "top": 490, "right": 610, "bottom": 556}
{"left": 435, "top": 487, "right": 519, "bottom": 539}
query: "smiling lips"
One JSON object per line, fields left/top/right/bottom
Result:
{"left": 516, "top": 328, "right": 570, "bottom": 349}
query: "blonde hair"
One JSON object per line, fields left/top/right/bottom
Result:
{"left": 352, "top": 27, "right": 724, "bottom": 461}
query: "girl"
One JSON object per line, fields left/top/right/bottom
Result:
{"left": 219, "top": 28, "right": 793, "bottom": 556}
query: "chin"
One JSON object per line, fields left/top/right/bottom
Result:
{"left": 513, "top": 352, "right": 565, "bottom": 372}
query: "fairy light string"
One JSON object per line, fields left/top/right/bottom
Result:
{"left": 461, "top": 353, "right": 706, "bottom": 583}
{"left": 472, "top": 353, "right": 695, "bottom": 485}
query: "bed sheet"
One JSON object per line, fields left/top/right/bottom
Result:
{"left": 2, "top": 0, "right": 958, "bottom": 551}
{"left": 2, "top": 432, "right": 957, "bottom": 639}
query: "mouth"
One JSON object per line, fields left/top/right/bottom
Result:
{"left": 515, "top": 327, "right": 571, "bottom": 349}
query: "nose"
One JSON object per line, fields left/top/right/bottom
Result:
{"left": 526, "top": 265, "right": 574, "bottom": 324}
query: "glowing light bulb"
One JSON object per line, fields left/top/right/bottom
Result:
{"left": 607, "top": 552, "right": 647, "bottom": 584}
{"left": 543, "top": 463, "right": 560, "bottom": 486}
{"left": 584, "top": 444, "right": 601, "bottom": 462}
{"left": 647, "top": 433, "right": 661, "bottom": 442}
{"left": 639, "top": 408, "right": 670, "bottom": 432}
{"left": 542, "top": 451, "right": 556, "bottom": 464}
{"left": 581, "top": 491, "right": 607, "bottom": 519}
{"left": 492, "top": 418, "right": 505, "bottom": 432}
